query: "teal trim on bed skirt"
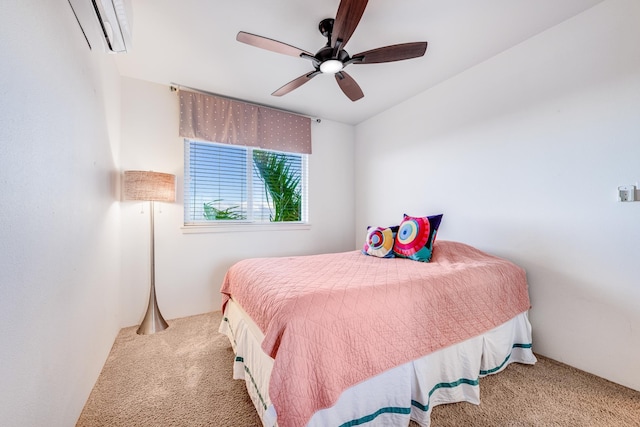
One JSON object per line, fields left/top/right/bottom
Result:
{"left": 338, "top": 406, "right": 411, "bottom": 427}
{"left": 479, "top": 343, "right": 532, "bottom": 376}
{"left": 223, "top": 317, "right": 268, "bottom": 411}
{"left": 339, "top": 342, "right": 533, "bottom": 426}
{"left": 222, "top": 316, "right": 239, "bottom": 348}
{"left": 410, "top": 377, "right": 480, "bottom": 412}
{"left": 243, "top": 364, "right": 268, "bottom": 411}
{"left": 338, "top": 376, "right": 479, "bottom": 427}
{"left": 514, "top": 343, "right": 533, "bottom": 348}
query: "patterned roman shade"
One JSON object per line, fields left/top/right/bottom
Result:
{"left": 178, "top": 90, "right": 312, "bottom": 154}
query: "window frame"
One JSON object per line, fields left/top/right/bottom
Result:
{"left": 182, "top": 139, "right": 309, "bottom": 233}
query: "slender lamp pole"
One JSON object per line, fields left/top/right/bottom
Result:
{"left": 123, "top": 171, "right": 176, "bottom": 335}
{"left": 138, "top": 198, "right": 168, "bottom": 334}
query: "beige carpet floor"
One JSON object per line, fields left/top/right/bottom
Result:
{"left": 77, "top": 311, "right": 640, "bottom": 426}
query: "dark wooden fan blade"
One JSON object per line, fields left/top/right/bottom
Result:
{"left": 272, "top": 71, "right": 320, "bottom": 97}
{"left": 237, "top": 31, "right": 313, "bottom": 58}
{"left": 352, "top": 42, "right": 428, "bottom": 64}
{"left": 335, "top": 71, "right": 364, "bottom": 101}
{"left": 331, "top": 0, "right": 368, "bottom": 49}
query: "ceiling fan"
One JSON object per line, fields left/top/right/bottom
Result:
{"left": 236, "top": 0, "right": 428, "bottom": 102}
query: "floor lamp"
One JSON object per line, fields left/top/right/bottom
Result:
{"left": 123, "top": 170, "right": 176, "bottom": 335}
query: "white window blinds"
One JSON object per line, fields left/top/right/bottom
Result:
{"left": 184, "top": 140, "right": 307, "bottom": 224}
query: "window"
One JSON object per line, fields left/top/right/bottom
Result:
{"left": 184, "top": 140, "right": 308, "bottom": 225}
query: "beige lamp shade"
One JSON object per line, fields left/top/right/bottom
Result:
{"left": 123, "top": 171, "right": 176, "bottom": 202}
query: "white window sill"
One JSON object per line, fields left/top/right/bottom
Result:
{"left": 181, "top": 222, "right": 311, "bottom": 234}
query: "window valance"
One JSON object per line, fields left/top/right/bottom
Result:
{"left": 178, "top": 90, "right": 312, "bottom": 154}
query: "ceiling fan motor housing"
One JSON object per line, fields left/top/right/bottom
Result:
{"left": 318, "top": 18, "right": 335, "bottom": 39}
{"left": 315, "top": 45, "right": 350, "bottom": 70}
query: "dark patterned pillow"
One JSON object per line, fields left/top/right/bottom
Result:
{"left": 393, "top": 214, "right": 443, "bottom": 262}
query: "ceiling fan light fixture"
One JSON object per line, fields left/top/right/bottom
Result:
{"left": 319, "top": 59, "right": 344, "bottom": 74}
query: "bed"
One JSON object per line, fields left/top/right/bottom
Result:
{"left": 219, "top": 240, "right": 536, "bottom": 427}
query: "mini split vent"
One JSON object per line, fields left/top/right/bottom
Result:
{"left": 68, "top": 0, "right": 132, "bottom": 53}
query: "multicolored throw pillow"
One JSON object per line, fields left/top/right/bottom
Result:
{"left": 393, "top": 214, "right": 443, "bottom": 262}
{"left": 362, "top": 225, "right": 399, "bottom": 258}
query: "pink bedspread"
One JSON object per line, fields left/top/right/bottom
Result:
{"left": 220, "top": 241, "right": 531, "bottom": 427}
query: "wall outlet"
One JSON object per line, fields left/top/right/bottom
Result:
{"left": 618, "top": 185, "right": 636, "bottom": 202}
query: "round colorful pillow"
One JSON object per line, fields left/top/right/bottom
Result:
{"left": 363, "top": 226, "right": 396, "bottom": 258}
{"left": 393, "top": 216, "right": 431, "bottom": 257}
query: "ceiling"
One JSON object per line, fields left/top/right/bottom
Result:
{"left": 113, "top": 0, "right": 603, "bottom": 125}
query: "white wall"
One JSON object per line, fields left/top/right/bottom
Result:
{"left": 0, "top": 1, "right": 123, "bottom": 426}
{"left": 355, "top": 0, "right": 640, "bottom": 391}
{"left": 119, "top": 77, "right": 356, "bottom": 326}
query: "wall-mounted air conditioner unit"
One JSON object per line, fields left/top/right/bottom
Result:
{"left": 68, "top": 0, "right": 132, "bottom": 53}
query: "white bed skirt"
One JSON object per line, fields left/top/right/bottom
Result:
{"left": 220, "top": 298, "right": 536, "bottom": 427}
